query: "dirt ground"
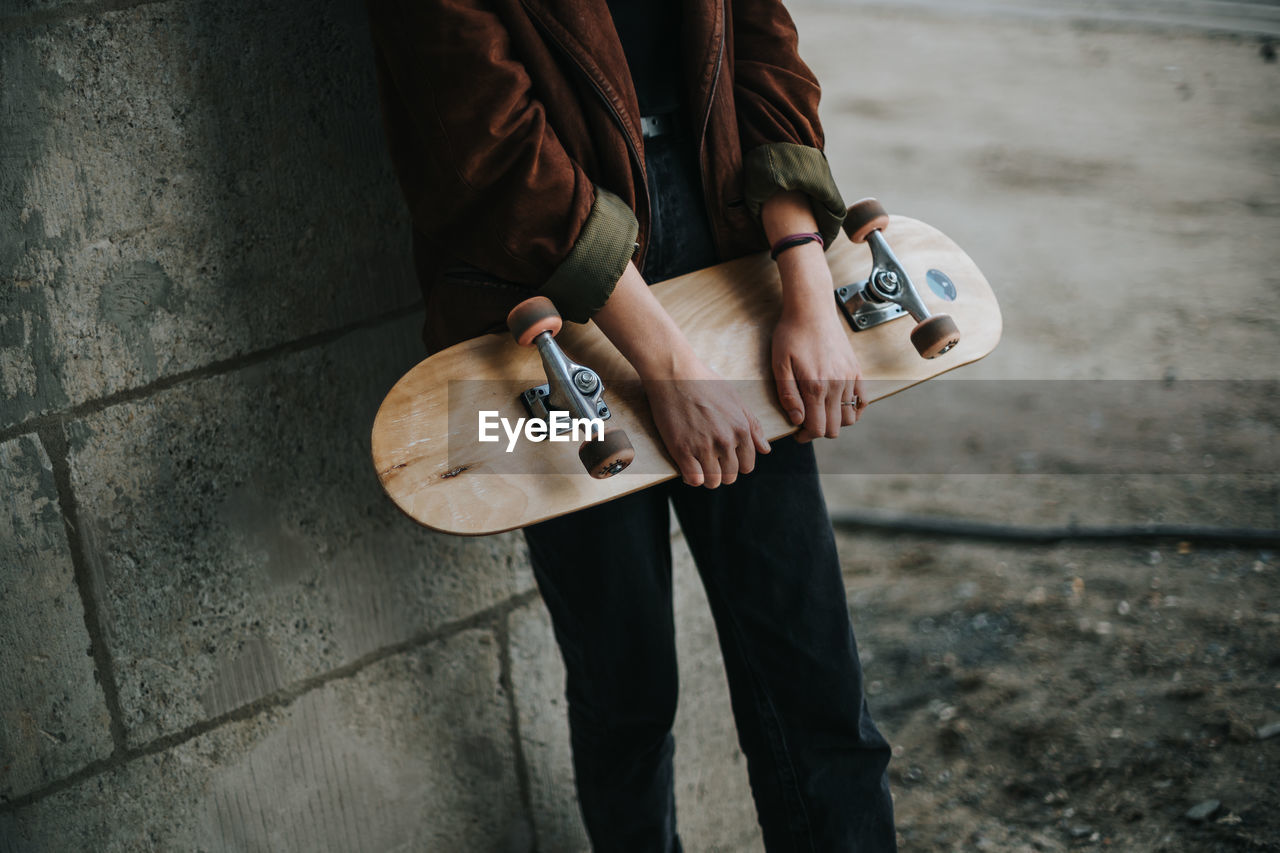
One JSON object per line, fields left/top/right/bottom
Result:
{"left": 837, "top": 533, "right": 1278, "bottom": 852}
{"left": 786, "top": 2, "right": 1280, "bottom": 850}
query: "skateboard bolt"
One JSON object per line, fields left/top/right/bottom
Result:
{"left": 874, "top": 270, "right": 900, "bottom": 293}
{"left": 573, "top": 370, "right": 599, "bottom": 394}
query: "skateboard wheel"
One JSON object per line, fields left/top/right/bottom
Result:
{"left": 910, "top": 314, "right": 961, "bottom": 359}
{"left": 579, "top": 429, "right": 635, "bottom": 479}
{"left": 843, "top": 198, "right": 890, "bottom": 244}
{"left": 508, "top": 296, "right": 562, "bottom": 347}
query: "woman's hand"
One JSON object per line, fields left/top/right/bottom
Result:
{"left": 640, "top": 352, "right": 770, "bottom": 488}
{"left": 771, "top": 276, "right": 865, "bottom": 443}
{"left": 591, "top": 261, "right": 769, "bottom": 487}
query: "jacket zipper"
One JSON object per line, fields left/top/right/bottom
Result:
{"left": 521, "top": 1, "right": 651, "bottom": 268}
{"left": 697, "top": 3, "right": 726, "bottom": 258}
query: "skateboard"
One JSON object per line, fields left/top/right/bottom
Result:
{"left": 371, "top": 200, "right": 1002, "bottom": 535}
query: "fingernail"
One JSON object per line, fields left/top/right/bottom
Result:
{"left": 789, "top": 409, "right": 803, "bottom": 424}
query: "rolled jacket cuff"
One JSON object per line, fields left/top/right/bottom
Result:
{"left": 539, "top": 186, "right": 639, "bottom": 324}
{"left": 743, "top": 143, "right": 847, "bottom": 248}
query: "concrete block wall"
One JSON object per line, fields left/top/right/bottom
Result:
{"left": 0, "top": 0, "right": 760, "bottom": 849}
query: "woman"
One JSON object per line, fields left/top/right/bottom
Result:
{"left": 367, "top": 0, "right": 896, "bottom": 848}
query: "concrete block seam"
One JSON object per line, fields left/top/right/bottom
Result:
{"left": 34, "top": 420, "right": 130, "bottom": 754}
{"left": 498, "top": 607, "right": 541, "bottom": 852}
{"left": 0, "top": 587, "right": 539, "bottom": 816}
{"left": 0, "top": 303, "right": 424, "bottom": 447}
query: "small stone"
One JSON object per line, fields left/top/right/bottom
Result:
{"left": 1228, "top": 720, "right": 1256, "bottom": 743}
{"left": 1068, "top": 824, "right": 1092, "bottom": 839}
{"left": 938, "top": 720, "right": 971, "bottom": 755}
{"left": 1184, "top": 799, "right": 1220, "bottom": 822}
{"left": 1117, "top": 600, "right": 1130, "bottom": 616}
{"left": 1177, "top": 541, "right": 1193, "bottom": 555}
{"left": 1257, "top": 721, "right": 1280, "bottom": 740}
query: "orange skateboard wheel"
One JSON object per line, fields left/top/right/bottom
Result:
{"left": 579, "top": 429, "right": 635, "bottom": 478}
{"left": 910, "top": 314, "right": 960, "bottom": 359}
{"left": 843, "top": 198, "right": 890, "bottom": 244}
{"left": 507, "top": 296, "right": 562, "bottom": 347}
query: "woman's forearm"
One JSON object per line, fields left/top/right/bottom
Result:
{"left": 761, "top": 191, "right": 863, "bottom": 439}
{"left": 590, "top": 260, "right": 698, "bottom": 380}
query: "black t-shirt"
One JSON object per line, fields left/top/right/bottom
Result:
{"left": 605, "top": 0, "right": 683, "bottom": 116}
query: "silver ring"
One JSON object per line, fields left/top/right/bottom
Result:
{"left": 841, "top": 397, "right": 860, "bottom": 407}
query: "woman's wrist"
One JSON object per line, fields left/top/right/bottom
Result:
{"left": 770, "top": 231, "right": 823, "bottom": 261}
{"left": 776, "top": 241, "right": 835, "bottom": 315}
{"left": 629, "top": 333, "right": 701, "bottom": 381}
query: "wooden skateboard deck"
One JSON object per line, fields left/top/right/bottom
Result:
{"left": 372, "top": 214, "right": 1001, "bottom": 535}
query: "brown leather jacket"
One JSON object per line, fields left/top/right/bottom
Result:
{"left": 367, "top": 0, "right": 846, "bottom": 352}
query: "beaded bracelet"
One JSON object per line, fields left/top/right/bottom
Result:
{"left": 769, "top": 231, "right": 824, "bottom": 261}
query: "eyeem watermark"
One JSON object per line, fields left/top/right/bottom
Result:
{"left": 479, "top": 411, "right": 604, "bottom": 453}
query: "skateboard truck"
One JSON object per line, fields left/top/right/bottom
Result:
{"left": 520, "top": 379, "right": 610, "bottom": 432}
{"left": 835, "top": 199, "right": 961, "bottom": 359}
{"left": 507, "top": 297, "right": 636, "bottom": 478}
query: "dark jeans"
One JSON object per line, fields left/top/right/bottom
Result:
{"left": 523, "top": 116, "right": 896, "bottom": 852}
